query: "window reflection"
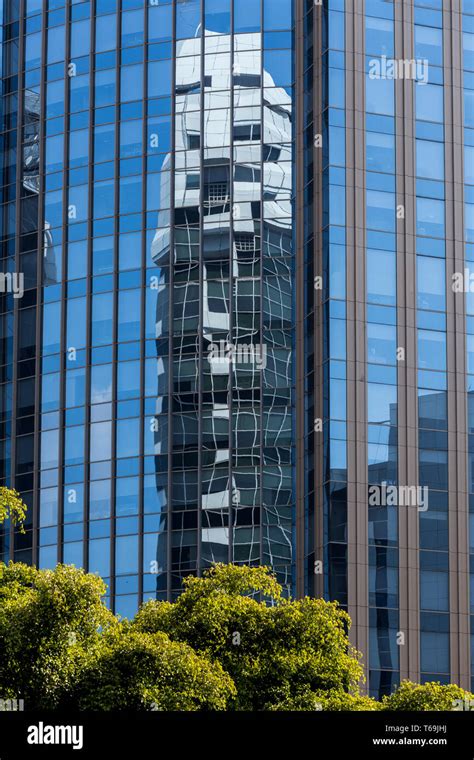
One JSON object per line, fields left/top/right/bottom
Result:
{"left": 152, "top": 22, "right": 294, "bottom": 590}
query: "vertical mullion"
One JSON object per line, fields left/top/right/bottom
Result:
{"left": 228, "top": 0, "right": 234, "bottom": 564}
{"left": 314, "top": 0, "right": 324, "bottom": 601}
{"left": 295, "top": 0, "right": 306, "bottom": 598}
{"left": 83, "top": 0, "right": 97, "bottom": 575}
{"left": 109, "top": 0, "right": 122, "bottom": 610}
{"left": 58, "top": 0, "right": 72, "bottom": 565}
{"left": 32, "top": 0, "right": 48, "bottom": 567}
{"left": 196, "top": 0, "right": 204, "bottom": 577}
{"left": 138, "top": 0, "right": 148, "bottom": 608}
{"left": 166, "top": 0, "right": 177, "bottom": 599}
{"left": 10, "top": 0, "right": 26, "bottom": 558}
{"left": 259, "top": 0, "right": 264, "bottom": 576}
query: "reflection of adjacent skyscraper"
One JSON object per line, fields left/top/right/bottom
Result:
{"left": 23, "top": 89, "right": 57, "bottom": 285}
{"left": 0, "top": 0, "right": 296, "bottom": 616}
{"left": 152, "top": 30, "right": 294, "bottom": 595}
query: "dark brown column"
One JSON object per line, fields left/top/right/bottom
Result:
{"left": 395, "top": 0, "right": 420, "bottom": 684}
{"left": 444, "top": 0, "right": 470, "bottom": 689}
{"left": 345, "top": 0, "right": 369, "bottom": 686}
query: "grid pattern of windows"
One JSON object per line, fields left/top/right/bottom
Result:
{"left": 0, "top": 0, "right": 295, "bottom": 616}
{"left": 0, "top": 0, "right": 46, "bottom": 564}
{"left": 302, "top": 0, "right": 472, "bottom": 699}
{"left": 320, "top": 0, "right": 347, "bottom": 612}
{"left": 365, "top": 0, "right": 399, "bottom": 699}
{"left": 1, "top": 0, "right": 473, "bottom": 701}
{"left": 413, "top": 0, "right": 450, "bottom": 685}
{"left": 160, "top": 0, "right": 295, "bottom": 598}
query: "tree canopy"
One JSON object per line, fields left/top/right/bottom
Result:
{"left": 0, "top": 487, "right": 27, "bottom": 532}
{"left": 69, "top": 626, "right": 235, "bottom": 711}
{"left": 133, "top": 563, "right": 366, "bottom": 710}
{"left": 0, "top": 562, "right": 115, "bottom": 709}
{"left": 0, "top": 560, "right": 472, "bottom": 712}
{"left": 382, "top": 680, "right": 474, "bottom": 711}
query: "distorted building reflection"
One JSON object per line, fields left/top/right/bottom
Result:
{"left": 152, "top": 29, "right": 294, "bottom": 595}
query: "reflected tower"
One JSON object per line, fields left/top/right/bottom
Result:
{"left": 151, "top": 23, "right": 295, "bottom": 597}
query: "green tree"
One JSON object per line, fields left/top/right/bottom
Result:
{"left": 382, "top": 680, "right": 474, "bottom": 711}
{"left": 0, "top": 562, "right": 234, "bottom": 711}
{"left": 0, "top": 562, "right": 116, "bottom": 709}
{"left": 2, "top": 560, "right": 472, "bottom": 712}
{"left": 0, "top": 488, "right": 27, "bottom": 532}
{"left": 69, "top": 626, "right": 235, "bottom": 711}
{"left": 268, "top": 691, "right": 380, "bottom": 711}
{"left": 133, "top": 563, "right": 368, "bottom": 710}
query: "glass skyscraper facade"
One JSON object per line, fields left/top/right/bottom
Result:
{"left": 0, "top": 0, "right": 296, "bottom": 616}
{"left": 301, "top": 0, "right": 473, "bottom": 697}
{"left": 0, "top": 0, "right": 473, "bottom": 699}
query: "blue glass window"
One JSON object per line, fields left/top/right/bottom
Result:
{"left": 368, "top": 383, "right": 397, "bottom": 424}
{"left": 40, "top": 487, "right": 58, "bottom": 527}
{"left": 366, "top": 74, "right": 394, "bottom": 116}
{"left": 120, "top": 176, "right": 143, "bottom": 215}
{"left": 264, "top": 0, "right": 292, "bottom": 30}
{"left": 416, "top": 139, "right": 444, "bottom": 180}
{"left": 47, "top": 25, "right": 65, "bottom": 65}
{"left": 367, "top": 250, "right": 396, "bottom": 305}
{"left": 67, "top": 296, "right": 87, "bottom": 349}
{"left": 89, "top": 538, "right": 110, "bottom": 578}
{"left": 148, "top": 60, "right": 172, "bottom": 98}
{"left": 64, "top": 425, "right": 85, "bottom": 467}
{"left": 96, "top": 13, "right": 117, "bottom": 52}
{"left": 95, "top": 69, "right": 116, "bottom": 107}
{"left": 120, "top": 120, "right": 142, "bottom": 158}
{"left": 121, "top": 64, "right": 143, "bottom": 102}
{"left": 234, "top": 0, "right": 261, "bottom": 33}
{"left": 148, "top": 5, "right": 172, "bottom": 42}
{"left": 118, "top": 290, "right": 141, "bottom": 342}
{"left": 116, "top": 477, "right": 139, "bottom": 516}
{"left": 42, "top": 302, "right": 61, "bottom": 354}
{"left": 116, "top": 418, "right": 140, "bottom": 459}
{"left": 94, "top": 179, "right": 115, "bottom": 219}
{"left": 367, "top": 323, "right": 397, "bottom": 365}
{"left": 366, "top": 132, "right": 395, "bottom": 174}
{"left": 41, "top": 373, "right": 60, "bottom": 413}
{"left": 91, "top": 364, "right": 113, "bottom": 404}
{"left": 45, "top": 134, "right": 64, "bottom": 172}
{"left": 421, "top": 569, "right": 449, "bottom": 611}
{"left": 94, "top": 124, "right": 115, "bottom": 163}
{"left": 89, "top": 479, "right": 111, "bottom": 520}
{"left": 25, "top": 32, "right": 42, "bottom": 69}
{"left": 416, "top": 82, "right": 444, "bottom": 122}
{"left": 92, "top": 292, "right": 114, "bottom": 346}
{"left": 365, "top": 17, "right": 394, "bottom": 56}
{"left": 71, "top": 20, "right": 90, "bottom": 58}
{"left": 416, "top": 257, "right": 446, "bottom": 310}
{"left": 39, "top": 546, "right": 58, "bottom": 570}
{"left": 121, "top": 10, "right": 144, "bottom": 47}
{"left": 415, "top": 25, "right": 443, "bottom": 66}
{"left": 41, "top": 429, "right": 59, "bottom": 470}
{"left": 90, "top": 422, "right": 112, "bottom": 462}
{"left": 418, "top": 329, "right": 446, "bottom": 371}
{"left": 118, "top": 360, "right": 141, "bottom": 400}
{"left": 420, "top": 631, "right": 449, "bottom": 673}
{"left": 70, "top": 74, "right": 90, "bottom": 112}
{"left": 115, "top": 535, "right": 138, "bottom": 574}
{"left": 416, "top": 197, "right": 445, "bottom": 238}
{"left": 367, "top": 190, "right": 395, "bottom": 232}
